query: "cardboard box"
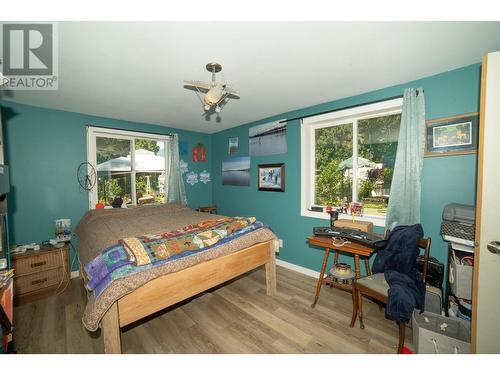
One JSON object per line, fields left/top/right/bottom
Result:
{"left": 334, "top": 218, "right": 373, "bottom": 233}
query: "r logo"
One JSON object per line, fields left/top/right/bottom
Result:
{"left": 2, "top": 24, "right": 53, "bottom": 76}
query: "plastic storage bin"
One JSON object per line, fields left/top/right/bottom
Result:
{"left": 412, "top": 310, "right": 471, "bottom": 354}
{"left": 449, "top": 248, "right": 473, "bottom": 300}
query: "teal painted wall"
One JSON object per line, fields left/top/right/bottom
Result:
{"left": 1, "top": 102, "right": 213, "bottom": 271}
{"left": 0, "top": 63, "right": 480, "bottom": 279}
{"left": 211, "top": 64, "right": 480, "bottom": 280}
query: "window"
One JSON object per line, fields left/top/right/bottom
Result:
{"left": 87, "top": 127, "right": 171, "bottom": 209}
{"left": 301, "top": 98, "right": 403, "bottom": 226}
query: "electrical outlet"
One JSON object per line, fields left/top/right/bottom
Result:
{"left": 279, "top": 239, "right": 283, "bottom": 248}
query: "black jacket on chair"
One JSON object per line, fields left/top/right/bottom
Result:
{"left": 372, "top": 224, "right": 426, "bottom": 323}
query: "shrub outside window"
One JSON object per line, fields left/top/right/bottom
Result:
{"left": 87, "top": 127, "right": 170, "bottom": 209}
{"left": 301, "top": 98, "right": 403, "bottom": 226}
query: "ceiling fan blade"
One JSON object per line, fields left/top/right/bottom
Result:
{"left": 183, "top": 80, "right": 212, "bottom": 91}
{"left": 224, "top": 88, "right": 240, "bottom": 98}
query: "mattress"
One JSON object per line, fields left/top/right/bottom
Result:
{"left": 75, "top": 204, "right": 277, "bottom": 331}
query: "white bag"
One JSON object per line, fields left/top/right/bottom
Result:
{"left": 412, "top": 310, "right": 470, "bottom": 354}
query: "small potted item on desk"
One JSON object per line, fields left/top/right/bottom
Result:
{"left": 339, "top": 197, "right": 349, "bottom": 214}
{"left": 350, "top": 202, "right": 364, "bottom": 216}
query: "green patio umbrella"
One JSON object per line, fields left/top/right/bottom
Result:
{"left": 336, "top": 156, "right": 377, "bottom": 171}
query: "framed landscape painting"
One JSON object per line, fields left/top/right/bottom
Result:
{"left": 425, "top": 112, "right": 479, "bottom": 157}
{"left": 249, "top": 120, "right": 287, "bottom": 157}
{"left": 222, "top": 156, "right": 250, "bottom": 186}
{"left": 258, "top": 163, "right": 285, "bottom": 192}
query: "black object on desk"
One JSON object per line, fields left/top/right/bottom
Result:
{"left": 329, "top": 209, "right": 339, "bottom": 227}
{"left": 313, "top": 226, "right": 387, "bottom": 250}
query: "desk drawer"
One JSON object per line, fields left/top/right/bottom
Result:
{"left": 12, "top": 249, "right": 68, "bottom": 276}
{"left": 14, "top": 267, "right": 66, "bottom": 295}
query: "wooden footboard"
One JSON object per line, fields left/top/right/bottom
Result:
{"left": 101, "top": 240, "right": 276, "bottom": 354}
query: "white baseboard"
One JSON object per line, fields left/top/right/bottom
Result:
{"left": 275, "top": 259, "right": 320, "bottom": 279}
{"left": 70, "top": 270, "right": 80, "bottom": 279}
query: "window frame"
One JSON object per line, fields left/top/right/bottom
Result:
{"left": 300, "top": 98, "right": 403, "bottom": 227}
{"left": 86, "top": 126, "right": 171, "bottom": 209}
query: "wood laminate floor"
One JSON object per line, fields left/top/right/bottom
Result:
{"left": 13, "top": 265, "right": 414, "bottom": 354}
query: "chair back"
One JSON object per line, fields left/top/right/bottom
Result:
{"left": 417, "top": 237, "right": 432, "bottom": 282}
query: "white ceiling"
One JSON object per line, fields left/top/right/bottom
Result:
{"left": 3, "top": 22, "right": 500, "bottom": 134}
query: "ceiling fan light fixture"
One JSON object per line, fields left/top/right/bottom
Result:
{"left": 184, "top": 62, "right": 240, "bottom": 115}
{"left": 204, "top": 86, "right": 224, "bottom": 105}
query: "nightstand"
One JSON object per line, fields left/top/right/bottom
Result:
{"left": 11, "top": 244, "right": 70, "bottom": 305}
{"left": 196, "top": 205, "right": 217, "bottom": 214}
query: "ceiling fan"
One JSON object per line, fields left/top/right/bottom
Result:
{"left": 184, "top": 63, "right": 240, "bottom": 114}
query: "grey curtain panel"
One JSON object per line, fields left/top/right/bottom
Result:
{"left": 167, "top": 134, "right": 188, "bottom": 206}
{"left": 385, "top": 88, "right": 426, "bottom": 231}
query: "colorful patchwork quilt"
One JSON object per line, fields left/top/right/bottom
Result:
{"left": 84, "top": 218, "right": 265, "bottom": 298}
{"left": 120, "top": 217, "right": 256, "bottom": 266}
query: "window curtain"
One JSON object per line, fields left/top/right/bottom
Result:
{"left": 385, "top": 88, "right": 425, "bottom": 231}
{"left": 166, "top": 134, "right": 188, "bottom": 206}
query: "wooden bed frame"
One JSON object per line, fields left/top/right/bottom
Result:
{"left": 97, "top": 240, "right": 276, "bottom": 353}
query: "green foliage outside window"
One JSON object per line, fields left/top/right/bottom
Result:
{"left": 314, "top": 113, "right": 401, "bottom": 215}
{"left": 106, "top": 178, "right": 123, "bottom": 197}
{"left": 95, "top": 135, "right": 165, "bottom": 206}
{"left": 96, "top": 137, "right": 130, "bottom": 164}
{"left": 96, "top": 137, "right": 160, "bottom": 164}
{"left": 135, "top": 139, "right": 160, "bottom": 154}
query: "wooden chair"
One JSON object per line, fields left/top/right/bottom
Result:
{"left": 349, "top": 237, "right": 431, "bottom": 353}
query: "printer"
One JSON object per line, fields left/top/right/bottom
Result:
{"left": 440, "top": 203, "right": 475, "bottom": 252}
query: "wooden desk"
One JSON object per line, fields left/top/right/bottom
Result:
{"left": 307, "top": 236, "right": 375, "bottom": 308}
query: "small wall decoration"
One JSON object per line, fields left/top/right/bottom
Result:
{"left": 258, "top": 163, "right": 285, "bottom": 192}
{"left": 192, "top": 143, "right": 207, "bottom": 162}
{"left": 185, "top": 171, "right": 199, "bottom": 186}
{"left": 228, "top": 137, "right": 239, "bottom": 155}
{"left": 425, "top": 112, "right": 479, "bottom": 157}
{"left": 179, "top": 141, "right": 188, "bottom": 155}
{"left": 199, "top": 170, "right": 211, "bottom": 184}
{"left": 180, "top": 159, "right": 188, "bottom": 174}
{"left": 55, "top": 219, "right": 71, "bottom": 242}
{"left": 222, "top": 156, "right": 250, "bottom": 186}
{"left": 249, "top": 120, "right": 287, "bottom": 157}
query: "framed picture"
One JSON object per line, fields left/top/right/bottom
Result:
{"left": 179, "top": 140, "right": 188, "bottom": 155}
{"left": 249, "top": 120, "right": 287, "bottom": 157}
{"left": 222, "top": 156, "right": 250, "bottom": 186}
{"left": 192, "top": 143, "right": 206, "bottom": 162}
{"left": 258, "top": 163, "right": 285, "bottom": 192}
{"left": 228, "top": 137, "right": 239, "bottom": 155}
{"left": 425, "top": 112, "right": 479, "bottom": 157}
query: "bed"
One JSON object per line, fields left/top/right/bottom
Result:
{"left": 75, "top": 203, "right": 278, "bottom": 354}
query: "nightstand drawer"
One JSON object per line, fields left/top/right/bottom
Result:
{"left": 14, "top": 267, "right": 66, "bottom": 295}
{"left": 12, "top": 248, "right": 68, "bottom": 276}
{"left": 11, "top": 245, "right": 70, "bottom": 304}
